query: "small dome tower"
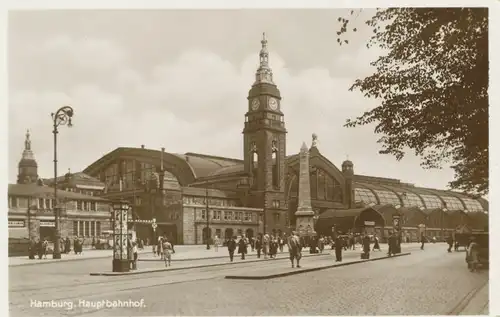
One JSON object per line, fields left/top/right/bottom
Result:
{"left": 17, "top": 129, "right": 39, "bottom": 184}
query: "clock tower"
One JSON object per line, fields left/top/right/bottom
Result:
{"left": 243, "top": 33, "right": 287, "bottom": 235}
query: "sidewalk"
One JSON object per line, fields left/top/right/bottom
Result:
{"left": 9, "top": 242, "right": 425, "bottom": 267}
{"left": 9, "top": 245, "right": 203, "bottom": 267}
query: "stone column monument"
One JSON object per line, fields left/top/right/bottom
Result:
{"left": 295, "top": 142, "right": 316, "bottom": 237}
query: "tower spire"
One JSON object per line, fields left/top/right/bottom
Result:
{"left": 22, "top": 129, "right": 35, "bottom": 160}
{"left": 25, "top": 129, "right": 31, "bottom": 150}
{"left": 254, "top": 32, "right": 274, "bottom": 85}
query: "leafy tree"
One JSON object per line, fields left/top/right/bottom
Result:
{"left": 338, "top": 8, "right": 488, "bottom": 195}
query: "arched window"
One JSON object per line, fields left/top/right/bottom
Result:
{"left": 398, "top": 191, "right": 425, "bottom": 208}
{"left": 272, "top": 140, "right": 279, "bottom": 188}
{"left": 441, "top": 196, "right": 465, "bottom": 211}
{"left": 373, "top": 190, "right": 401, "bottom": 206}
{"left": 420, "top": 194, "right": 442, "bottom": 209}
{"left": 461, "top": 198, "right": 483, "bottom": 212}
{"left": 354, "top": 188, "right": 378, "bottom": 205}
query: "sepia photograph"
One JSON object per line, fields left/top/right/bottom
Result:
{"left": 5, "top": 5, "right": 492, "bottom": 316}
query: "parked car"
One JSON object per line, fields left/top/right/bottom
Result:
{"left": 95, "top": 230, "right": 113, "bottom": 250}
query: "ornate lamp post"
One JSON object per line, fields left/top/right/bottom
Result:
{"left": 51, "top": 105, "right": 74, "bottom": 259}
{"left": 112, "top": 200, "right": 130, "bottom": 272}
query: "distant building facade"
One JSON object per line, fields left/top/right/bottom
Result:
{"left": 77, "top": 35, "right": 488, "bottom": 245}
{"left": 8, "top": 131, "right": 111, "bottom": 245}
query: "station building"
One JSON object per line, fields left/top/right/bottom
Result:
{"left": 77, "top": 35, "right": 488, "bottom": 244}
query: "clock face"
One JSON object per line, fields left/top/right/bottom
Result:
{"left": 268, "top": 98, "right": 278, "bottom": 110}
{"left": 251, "top": 98, "right": 260, "bottom": 111}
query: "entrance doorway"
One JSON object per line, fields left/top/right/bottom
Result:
{"left": 225, "top": 228, "right": 234, "bottom": 239}
{"left": 40, "top": 227, "right": 55, "bottom": 241}
{"left": 202, "top": 227, "right": 212, "bottom": 244}
{"left": 245, "top": 228, "right": 254, "bottom": 239}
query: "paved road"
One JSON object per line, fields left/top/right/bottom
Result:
{"left": 10, "top": 243, "right": 486, "bottom": 316}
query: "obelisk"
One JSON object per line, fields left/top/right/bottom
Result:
{"left": 295, "top": 142, "right": 316, "bottom": 237}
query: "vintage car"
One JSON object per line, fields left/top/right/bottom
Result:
{"left": 95, "top": 230, "right": 114, "bottom": 250}
{"left": 465, "top": 232, "right": 489, "bottom": 269}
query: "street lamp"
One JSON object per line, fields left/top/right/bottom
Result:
{"left": 51, "top": 105, "right": 74, "bottom": 259}
{"left": 112, "top": 200, "right": 130, "bottom": 272}
{"left": 205, "top": 187, "right": 210, "bottom": 250}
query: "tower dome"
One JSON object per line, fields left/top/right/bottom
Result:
{"left": 17, "top": 129, "right": 39, "bottom": 184}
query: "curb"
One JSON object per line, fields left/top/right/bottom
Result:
{"left": 89, "top": 253, "right": 330, "bottom": 276}
{"left": 225, "top": 252, "right": 412, "bottom": 280}
{"left": 138, "top": 251, "right": 327, "bottom": 262}
{"left": 448, "top": 280, "right": 489, "bottom": 315}
{"left": 8, "top": 251, "right": 152, "bottom": 267}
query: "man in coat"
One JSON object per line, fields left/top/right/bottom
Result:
{"left": 255, "top": 235, "right": 263, "bottom": 258}
{"left": 238, "top": 236, "right": 248, "bottom": 260}
{"left": 227, "top": 236, "right": 237, "bottom": 262}
{"left": 334, "top": 234, "right": 343, "bottom": 262}
{"left": 287, "top": 231, "right": 302, "bottom": 268}
{"left": 388, "top": 231, "right": 397, "bottom": 256}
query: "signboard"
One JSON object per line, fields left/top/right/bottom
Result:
{"left": 364, "top": 221, "right": 375, "bottom": 226}
{"left": 8, "top": 220, "right": 25, "bottom": 228}
{"left": 40, "top": 221, "right": 55, "bottom": 227}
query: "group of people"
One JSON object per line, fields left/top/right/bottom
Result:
{"left": 28, "top": 236, "right": 87, "bottom": 259}
{"left": 152, "top": 235, "right": 174, "bottom": 267}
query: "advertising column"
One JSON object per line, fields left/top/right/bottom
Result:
{"left": 112, "top": 201, "right": 130, "bottom": 272}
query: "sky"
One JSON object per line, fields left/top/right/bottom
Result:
{"left": 7, "top": 9, "right": 459, "bottom": 190}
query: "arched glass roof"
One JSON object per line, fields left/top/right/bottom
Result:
{"left": 397, "top": 191, "right": 425, "bottom": 208}
{"left": 354, "top": 188, "right": 378, "bottom": 205}
{"left": 373, "top": 190, "right": 401, "bottom": 206}
{"left": 441, "top": 196, "right": 465, "bottom": 211}
{"left": 419, "top": 194, "right": 443, "bottom": 209}
{"left": 461, "top": 198, "right": 484, "bottom": 212}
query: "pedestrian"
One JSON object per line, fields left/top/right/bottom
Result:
{"left": 388, "top": 231, "right": 397, "bottom": 256}
{"left": 373, "top": 235, "right": 381, "bottom": 251}
{"left": 279, "top": 236, "right": 285, "bottom": 253}
{"left": 467, "top": 236, "right": 479, "bottom": 272}
{"left": 334, "top": 235, "right": 343, "bottom": 262}
{"left": 65, "top": 237, "right": 71, "bottom": 254}
{"left": 28, "top": 238, "right": 36, "bottom": 260}
{"left": 227, "top": 236, "right": 236, "bottom": 262}
{"left": 214, "top": 235, "right": 220, "bottom": 252}
{"left": 287, "top": 231, "right": 302, "bottom": 268}
{"left": 238, "top": 236, "right": 247, "bottom": 260}
{"left": 132, "top": 241, "right": 138, "bottom": 269}
{"left": 162, "top": 238, "right": 173, "bottom": 267}
{"left": 420, "top": 232, "right": 425, "bottom": 250}
{"left": 263, "top": 233, "right": 270, "bottom": 259}
{"left": 362, "top": 234, "right": 371, "bottom": 259}
{"left": 41, "top": 237, "right": 49, "bottom": 259}
{"left": 157, "top": 236, "right": 162, "bottom": 258}
{"left": 255, "top": 235, "right": 262, "bottom": 258}
{"left": 446, "top": 235, "right": 454, "bottom": 253}
{"left": 152, "top": 242, "right": 157, "bottom": 256}
{"left": 318, "top": 235, "right": 325, "bottom": 253}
